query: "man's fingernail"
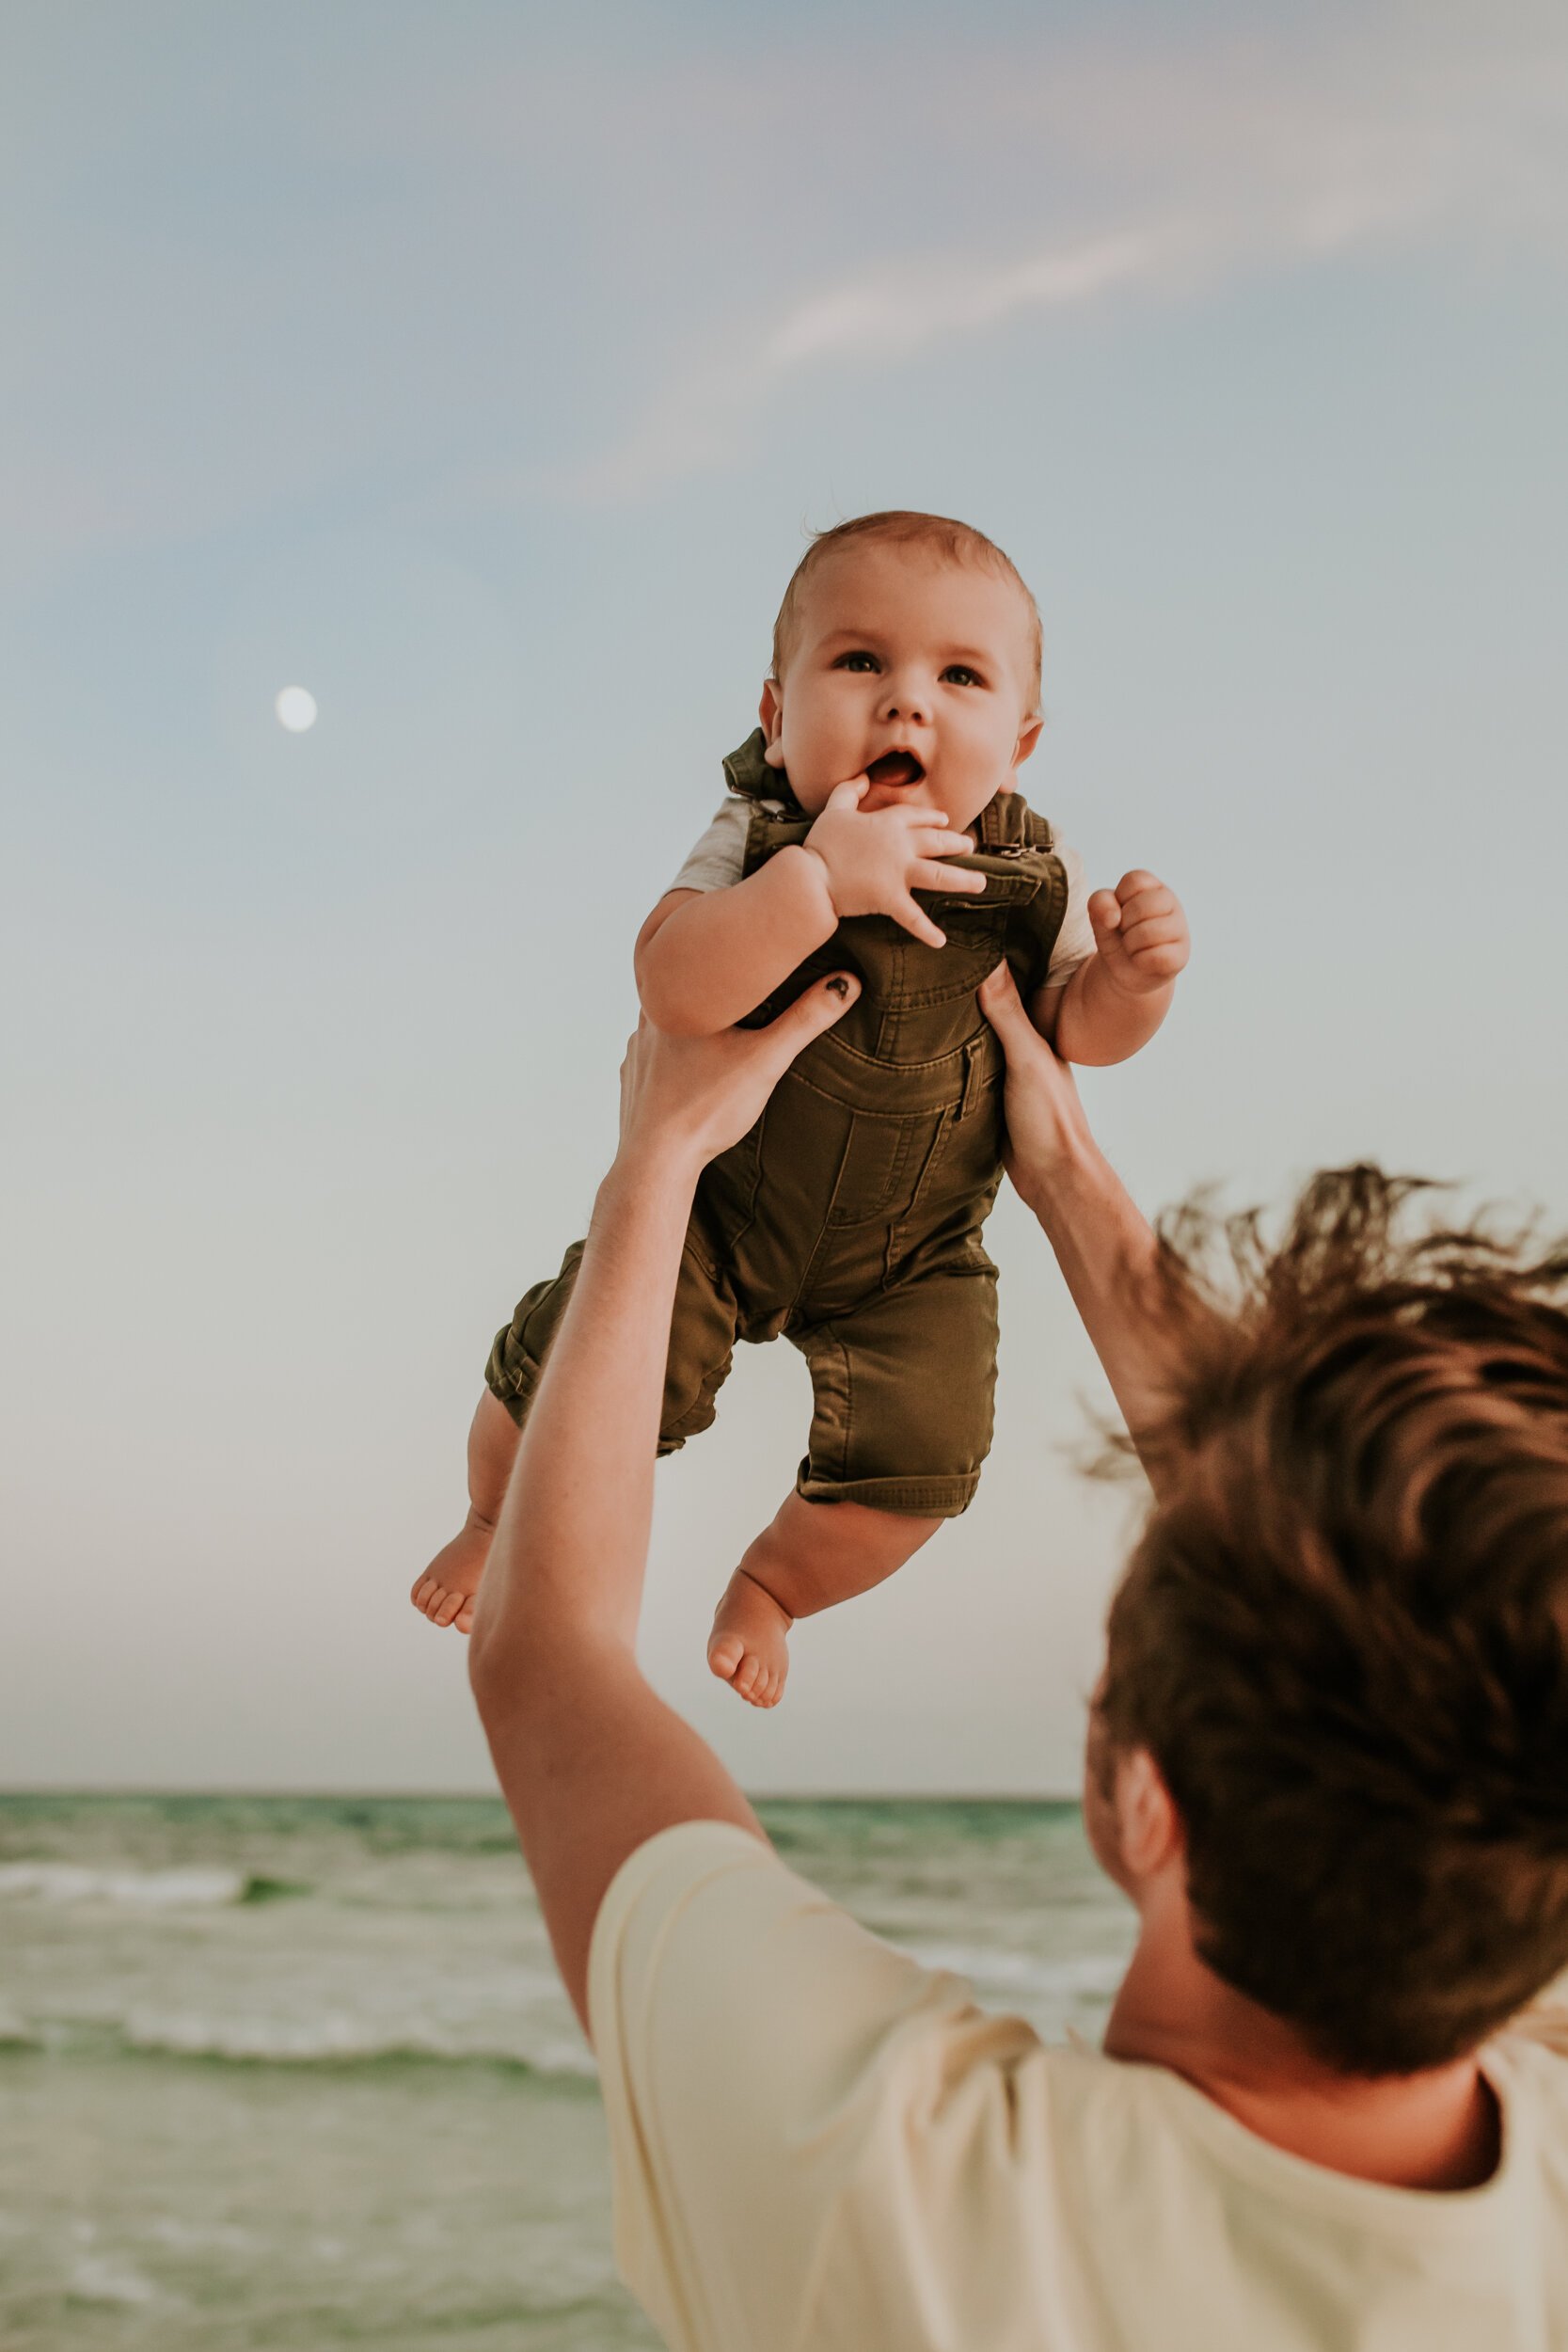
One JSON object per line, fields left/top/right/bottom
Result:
{"left": 827, "top": 976, "right": 850, "bottom": 999}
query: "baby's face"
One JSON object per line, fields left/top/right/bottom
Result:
{"left": 759, "top": 542, "right": 1041, "bottom": 830}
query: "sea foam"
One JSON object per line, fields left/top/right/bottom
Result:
{"left": 902, "top": 1943, "right": 1128, "bottom": 2004}
{"left": 0, "top": 1863, "right": 250, "bottom": 1908}
{"left": 120, "top": 2007, "right": 599, "bottom": 2078}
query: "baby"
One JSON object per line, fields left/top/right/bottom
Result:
{"left": 412, "top": 511, "right": 1189, "bottom": 1705}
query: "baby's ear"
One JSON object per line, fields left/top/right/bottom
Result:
{"left": 1012, "top": 712, "right": 1045, "bottom": 771}
{"left": 758, "top": 676, "right": 787, "bottom": 767}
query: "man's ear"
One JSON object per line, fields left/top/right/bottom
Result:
{"left": 758, "top": 678, "right": 786, "bottom": 769}
{"left": 1117, "top": 1748, "right": 1183, "bottom": 1882}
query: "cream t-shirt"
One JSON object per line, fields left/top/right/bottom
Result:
{"left": 669, "top": 799, "right": 1097, "bottom": 992}
{"left": 588, "top": 1820, "right": 1568, "bottom": 2352}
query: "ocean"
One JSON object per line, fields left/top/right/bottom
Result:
{"left": 0, "top": 1791, "right": 1134, "bottom": 2351}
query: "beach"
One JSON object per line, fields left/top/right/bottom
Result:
{"left": 0, "top": 1791, "right": 1133, "bottom": 2350}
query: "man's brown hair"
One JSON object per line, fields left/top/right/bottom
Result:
{"left": 770, "top": 510, "right": 1044, "bottom": 713}
{"left": 1100, "top": 1167, "right": 1568, "bottom": 2076}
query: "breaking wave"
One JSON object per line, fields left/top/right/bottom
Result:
{"left": 901, "top": 1943, "right": 1128, "bottom": 2005}
{"left": 119, "top": 2009, "right": 597, "bottom": 2079}
{"left": 0, "top": 1863, "right": 261, "bottom": 1908}
{"left": 0, "top": 2004, "right": 597, "bottom": 2083}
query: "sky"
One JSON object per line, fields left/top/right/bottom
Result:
{"left": 3, "top": 0, "right": 1565, "bottom": 1794}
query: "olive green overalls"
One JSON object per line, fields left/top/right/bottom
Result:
{"left": 485, "top": 732, "right": 1069, "bottom": 1517}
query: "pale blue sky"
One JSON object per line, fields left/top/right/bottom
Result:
{"left": 4, "top": 0, "right": 1565, "bottom": 1791}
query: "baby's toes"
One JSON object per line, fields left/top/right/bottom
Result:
{"left": 707, "top": 1630, "right": 745, "bottom": 1684}
{"left": 453, "top": 1601, "right": 476, "bottom": 1635}
{"left": 432, "top": 1587, "right": 466, "bottom": 1629}
{"left": 733, "top": 1649, "right": 766, "bottom": 1701}
{"left": 754, "top": 1660, "right": 789, "bottom": 1709}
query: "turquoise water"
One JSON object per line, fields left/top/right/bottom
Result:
{"left": 0, "top": 1792, "right": 1134, "bottom": 2350}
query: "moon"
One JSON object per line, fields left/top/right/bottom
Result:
{"left": 275, "top": 686, "right": 318, "bottom": 733}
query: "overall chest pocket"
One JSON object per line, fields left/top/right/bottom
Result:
{"left": 872, "top": 910, "right": 1009, "bottom": 1062}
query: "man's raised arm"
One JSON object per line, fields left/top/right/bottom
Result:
{"left": 979, "top": 961, "right": 1204, "bottom": 1495}
{"left": 466, "top": 976, "right": 861, "bottom": 2029}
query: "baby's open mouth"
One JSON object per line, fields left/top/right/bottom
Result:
{"left": 865, "top": 751, "right": 925, "bottom": 787}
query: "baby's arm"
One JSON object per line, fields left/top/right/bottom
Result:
{"left": 636, "top": 850, "right": 839, "bottom": 1035}
{"left": 1031, "top": 867, "right": 1189, "bottom": 1066}
{"left": 637, "top": 782, "right": 983, "bottom": 1036}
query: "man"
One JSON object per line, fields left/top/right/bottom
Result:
{"left": 467, "top": 962, "right": 1568, "bottom": 2351}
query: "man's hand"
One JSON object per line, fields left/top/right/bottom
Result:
{"left": 1086, "top": 869, "right": 1190, "bottom": 996}
{"left": 615, "top": 972, "right": 863, "bottom": 1177}
{"left": 978, "top": 961, "right": 1097, "bottom": 1212}
{"left": 803, "top": 778, "right": 986, "bottom": 950}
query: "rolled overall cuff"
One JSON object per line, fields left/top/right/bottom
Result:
{"left": 793, "top": 1460, "right": 981, "bottom": 1519}
{"left": 483, "top": 1333, "right": 536, "bottom": 1431}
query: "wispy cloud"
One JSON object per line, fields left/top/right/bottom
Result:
{"left": 764, "top": 234, "right": 1159, "bottom": 370}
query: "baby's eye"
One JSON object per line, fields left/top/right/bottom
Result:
{"left": 834, "top": 650, "right": 882, "bottom": 673}
{"left": 942, "top": 664, "right": 985, "bottom": 688}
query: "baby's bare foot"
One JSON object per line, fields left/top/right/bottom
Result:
{"left": 707, "top": 1569, "right": 793, "bottom": 1708}
{"left": 410, "top": 1516, "right": 494, "bottom": 1636}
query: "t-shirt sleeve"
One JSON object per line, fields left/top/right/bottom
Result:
{"left": 587, "top": 1820, "right": 1040, "bottom": 2352}
{"left": 1041, "top": 838, "right": 1095, "bottom": 990}
{"left": 666, "top": 800, "right": 750, "bottom": 896}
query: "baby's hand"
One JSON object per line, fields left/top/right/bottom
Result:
{"left": 803, "top": 778, "right": 986, "bottom": 950}
{"left": 1086, "top": 870, "right": 1190, "bottom": 995}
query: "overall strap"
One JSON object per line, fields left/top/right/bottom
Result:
{"left": 722, "top": 730, "right": 814, "bottom": 877}
{"left": 721, "top": 728, "right": 802, "bottom": 811}
{"left": 974, "top": 789, "right": 1054, "bottom": 855}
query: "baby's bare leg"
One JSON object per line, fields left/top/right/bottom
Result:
{"left": 411, "top": 1389, "right": 519, "bottom": 1634}
{"left": 707, "top": 1492, "right": 941, "bottom": 1709}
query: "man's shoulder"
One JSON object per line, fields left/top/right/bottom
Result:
{"left": 1486, "top": 2031, "right": 1568, "bottom": 2258}
{"left": 590, "top": 1819, "right": 769, "bottom": 1983}
{"left": 1494, "top": 2022, "right": 1568, "bottom": 2124}
{"left": 589, "top": 1820, "right": 1119, "bottom": 2172}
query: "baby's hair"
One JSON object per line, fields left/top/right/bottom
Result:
{"left": 770, "top": 510, "right": 1043, "bottom": 714}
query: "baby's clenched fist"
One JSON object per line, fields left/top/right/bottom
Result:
{"left": 1086, "top": 869, "right": 1190, "bottom": 995}
{"left": 802, "top": 777, "right": 986, "bottom": 951}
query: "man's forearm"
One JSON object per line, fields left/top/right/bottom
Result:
{"left": 466, "top": 1135, "right": 765, "bottom": 2028}
{"left": 1016, "top": 1137, "right": 1190, "bottom": 1492}
{"left": 637, "top": 850, "right": 838, "bottom": 1034}
{"left": 1053, "top": 954, "right": 1174, "bottom": 1067}
{"left": 470, "top": 1148, "right": 699, "bottom": 1664}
